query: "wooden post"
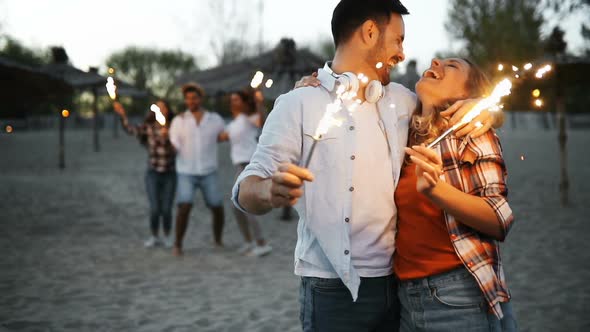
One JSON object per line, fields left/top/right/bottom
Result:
{"left": 59, "top": 110, "right": 65, "bottom": 169}
{"left": 556, "top": 82, "right": 569, "bottom": 206}
{"left": 93, "top": 87, "right": 100, "bottom": 152}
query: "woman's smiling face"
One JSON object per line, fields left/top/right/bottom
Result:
{"left": 416, "top": 58, "right": 471, "bottom": 108}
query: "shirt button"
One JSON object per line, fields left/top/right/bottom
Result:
{"left": 349, "top": 187, "right": 354, "bottom": 192}
{"left": 450, "top": 234, "right": 457, "bottom": 240}
{"left": 349, "top": 126, "right": 355, "bottom": 131}
{"left": 345, "top": 218, "right": 350, "bottom": 223}
{"left": 467, "top": 262, "right": 474, "bottom": 268}
{"left": 350, "top": 155, "right": 355, "bottom": 160}
{"left": 344, "top": 250, "right": 350, "bottom": 255}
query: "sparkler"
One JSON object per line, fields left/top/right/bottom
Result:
{"left": 150, "top": 104, "right": 166, "bottom": 126}
{"left": 304, "top": 97, "right": 345, "bottom": 168}
{"left": 265, "top": 79, "right": 274, "bottom": 88}
{"left": 427, "top": 79, "right": 512, "bottom": 148}
{"left": 106, "top": 76, "right": 117, "bottom": 100}
{"left": 250, "top": 71, "right": 265, "bottom": 88}
{"left": 535, "top": 64, "right": 552, "bottom": 79}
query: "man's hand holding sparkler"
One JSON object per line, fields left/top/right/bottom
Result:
{"left": 238, "top": 162, "right": 314, "bottom": 215}
{"left": 440, "top": 99, "right": 501, "bottom": 139}
{"left": 270, "top": 163, "right": 314, "bottom": 208}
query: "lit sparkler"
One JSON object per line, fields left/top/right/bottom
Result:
{"left": 150, "top": 104, "right": 166, "bottom": 126}
{"left": 250, "top": 71, "right": 265, "bottom": 88}
{"left": 427, "top": 79, "right": 512, "bottom": 148}
{"left": 535, "top": 64, "right": 552, "bottom": 79}
{"left": 106, "top": 76, "right": 117, "bottom": 100}
{"left": 265, "top": 79, "right": 274, "bottom": 88}
{"left": 497, "top": 64, "right": 504, "bottom": 71}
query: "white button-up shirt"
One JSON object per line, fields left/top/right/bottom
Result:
{"left": 169, "top": 110, "right": 225, "bottom": 175}
{"left": 232, "top": 65, "right": 416, "bottom": 300}
{"left": 226, "top": 113, "right": 261, "bottom": 165}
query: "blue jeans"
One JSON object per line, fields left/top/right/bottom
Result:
{"left": 398, "top": 267, "right": 518, "bottom": 332}
{"left": 299, "top": 275, "right": 400, "bottom": 332}
{"left": 145, "top": 169, "right": 176, "bottom": 234}
{"left": 175, "top": 171, "right": 223, "bottom": 207}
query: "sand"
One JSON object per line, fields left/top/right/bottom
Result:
{"left": 0, "top": 127, "right": 589, "bottom": 331}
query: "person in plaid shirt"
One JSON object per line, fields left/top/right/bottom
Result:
{"left": 396, "top": 58, "right": 517, "bottom": 331}
{"left": 113, "top": 100, "right": 177, "bottom": 249}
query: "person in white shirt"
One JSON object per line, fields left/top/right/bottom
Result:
{"left": 169, "top": 83, "right": 227, "bottom": 256}
{"left": 232, "top": 0, "right": 499, "bottom": 330}
{"left": 220, "top": 90, "right": 272, "bottom": 257}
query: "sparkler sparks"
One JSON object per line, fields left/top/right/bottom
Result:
{"left": 106, "top": 77, "right": 117, "bottom": 100}
{"left": 534, "top": 99, "right": 544, "bottom": 108}
{"left": 150, "top": 104, "right": 166, "bottom": 125}
{"left": 523, "top": 63, "right": 533, "bottom": 70}
{"left": 250, "top": 71, "right": 265, "bottom": 88}
{"left": 535, "top": 64, "right": 552, "bottom": 78}
{"left": 376, "top": 62, "right": 384, "bottom": 69}
{"left": 265, "top": 79, "right": 273, "bottom": 88}
{"left": 61, "top": 109, "right": 70, "bottom": 118}
{"left": 5, "top": 125, "right": 13, "bottom": 133}
{"left": 512, "top": 65, "right": 519, "bottom": 72}
{"left": 532, "top": 89, "right": 541, "bottom": 98}
{"left": 497, "top": 64, "right": 504, "bottom": 71}
{"left": 427, "top": 79, "right": 512, "bottom": 148}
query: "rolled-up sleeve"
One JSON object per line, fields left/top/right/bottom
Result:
{"left": 464, "top": 132, "right": 514, "bottom": 240}
{"left": 169, "top": 116, "right": 182, "bottom": 150}
{"left": 231, "top": 92, "right": 303, "bottom": 213}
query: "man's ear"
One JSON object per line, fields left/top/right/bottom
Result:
{"left": 360, "top": 20, "right": 380, "bottom": 47}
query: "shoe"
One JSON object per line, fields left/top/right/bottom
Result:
{"left": 237, "top": 242, "right": 254, "bottom": 255}
{"left": 162, "top": 235, "right": 173, "bottom": 248}
{"left": 144, "top": 236, "right": 159, "bottom": 248}
{"left": 248, "top": 244, "right": 272, "bottom": 257}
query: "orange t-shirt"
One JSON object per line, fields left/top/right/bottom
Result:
{"left": 394, "top": 163, "right": 463, "bottom": 281}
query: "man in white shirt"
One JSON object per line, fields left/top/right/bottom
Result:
{"left": 169, "top": 83, "right": 226, "bottom": 256}
{"left": 232, "top": 0, "right": 497, "bottom": 330}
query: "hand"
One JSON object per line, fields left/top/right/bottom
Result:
{"left": 113, "top": 101, "right": 126, "bottom": 117}
{"left": 405, "top": 145, "right": 443, "bottom": 195}
{"left": 440, "top": 99, "right": 494, "bottom": 138}
{"left": 294, "top": 72, "right": 320, "bottom": 89}
{"left": 270, "top": 163, "right": 314, "bottom": 207}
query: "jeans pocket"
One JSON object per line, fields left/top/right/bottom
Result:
{"left": 310, "top": 277, "right": 346, "bottom": 293}
{"left": 432, "top": 281, "right": 485, "bottom": 309}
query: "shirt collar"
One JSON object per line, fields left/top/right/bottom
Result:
{"left": 317, "top": 62, "right": 389, "bottom": 100}
{"left": 317, "top": 62, "right": 339, "bottom": 92}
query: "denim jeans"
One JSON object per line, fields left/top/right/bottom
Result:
{"left": 398, "top": 267, "right": 518, "bottom": 332}
{"left": 145, "top": 169, "right": 176, "bottom": 234}
{"left": 175, "top": 171, "right": 223, "bottom": 207}
{"left": 299, "top": 275, "right": 400, "bottom": 332}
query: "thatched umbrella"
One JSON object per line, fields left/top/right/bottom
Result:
{"left": 177, "top": 38, "right": 325, "bottom": 102}
{"left": 41, "top": 47, "right": 147, "bottom": 152}
{"left": 0, "top": 56, "right": 73, "bottom": 169}
{"left": 551, "top": 55, "right": 590, "bottom": 206}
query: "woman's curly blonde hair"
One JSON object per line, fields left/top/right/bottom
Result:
{"left": 406, "top": 58, "right": 492, "bottom": 164}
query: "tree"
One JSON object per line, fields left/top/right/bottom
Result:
{"left": 0, "top": 35, "right": 49, "bottom": 66}
{"left": 206, "top": 0, "right": 258, "bottom": 65}
{"left": 445, "top": 0, "right": 544, "bottom": 71}
{"left": 106, "top": 47, "right": 197, "bottom": 98}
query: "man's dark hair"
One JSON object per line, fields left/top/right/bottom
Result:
{"left": 331, "top": 0, "right": 409, "bottom": 48}
{"left": 182, "top": 83, "right": 205, "bottom": 98}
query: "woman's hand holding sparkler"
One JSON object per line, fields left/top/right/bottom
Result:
{"left": 405, "top": 145, "right": 443, "bottom": 195}
{"left": 270, "top": 163, "right": 314, "bottom": 208}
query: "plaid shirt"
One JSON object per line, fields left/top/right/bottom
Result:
{"left": 437, "top": 130, "right": 514, "bottom": 319}
{"left": 123, "top": 121, "right": 176, "bottom": 173}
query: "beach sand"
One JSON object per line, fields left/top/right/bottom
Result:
{"left": 0, "top": 127, "right": 588, "bottom": 331}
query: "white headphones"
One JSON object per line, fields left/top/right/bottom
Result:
{"left": 324, "top": 63, "right": 384, "bottom": 104}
